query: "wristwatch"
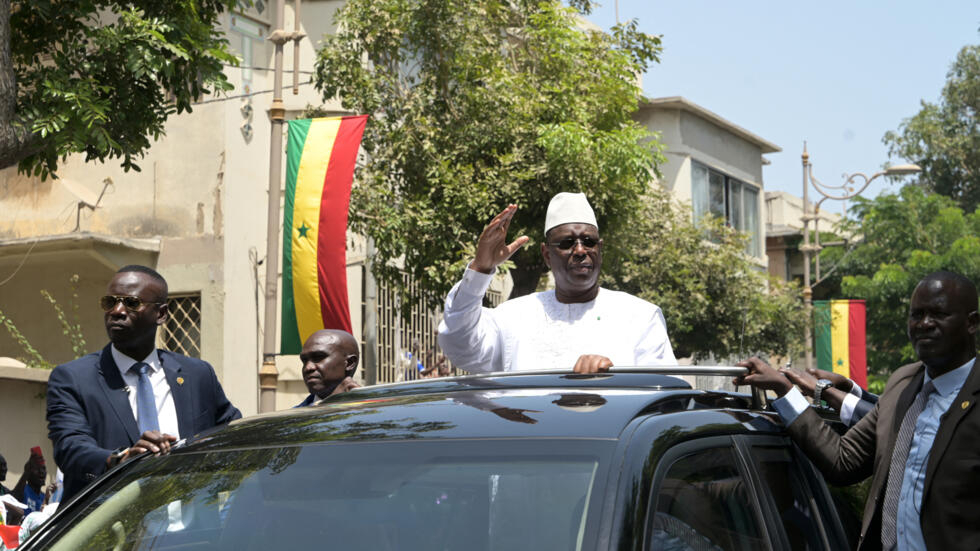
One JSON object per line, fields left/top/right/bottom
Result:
{"left": 814, "top": 379, "right": 833, "bottom": 406}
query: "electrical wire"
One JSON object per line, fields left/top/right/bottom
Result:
{"left": 191, "top": 78, "right": 314, "bottom": 105}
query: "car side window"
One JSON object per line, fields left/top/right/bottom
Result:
{"left": 649, "top": 446, "right": 764, "bottom": 551}
{"left": 747, "top": 445, "right": 826, "bottom": 550}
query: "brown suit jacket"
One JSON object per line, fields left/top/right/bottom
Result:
{"left": 786, "top": 358, "right": 980, "bottom": 550}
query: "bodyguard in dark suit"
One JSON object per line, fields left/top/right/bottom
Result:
{"left": 47, "top": 265, "right": 241, "bottom": 502}
{"left": 737, "top": 270, "right": 980, "bottom": 550}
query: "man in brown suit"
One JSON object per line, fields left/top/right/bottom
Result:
{"left": 736, "top": 270, "right": 980, "bottom": 550}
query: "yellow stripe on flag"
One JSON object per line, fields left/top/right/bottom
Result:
{"left": 291, "top": 118, "right": 342, "bottom": 342}
{"left": 830, "top": 300, "right": 850, "bottom": 377}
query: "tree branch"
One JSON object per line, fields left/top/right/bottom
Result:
{"left": 0, "top": 0, "right": 39, "bottom": 169}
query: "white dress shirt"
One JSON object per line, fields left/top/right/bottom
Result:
{"left": 838, "top": 382, "right": 864, "bottom": 425}
{"left": 111, "top": 346, "right": 181, "bottom": 439}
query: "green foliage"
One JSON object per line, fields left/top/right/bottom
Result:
{"left": 828, "top": 185, "right": 980, "bottom": 373}
{"left": 883, "top": 41, "right": 980, "bottom": 210}
{"left": 314, "top": 0, "right": 664, "bottom": 308}
{"left": 9, "top": 0, "right": 239, "bottom": 178}
{"left": 0, "top": 274, "right": 88, "bottom": 368}
{"left": 603, "top": 191, "right": 806, "bottom": 360}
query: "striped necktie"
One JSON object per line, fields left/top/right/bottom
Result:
{"left": 881, "top": 380, "right": 934, "bottom": 550}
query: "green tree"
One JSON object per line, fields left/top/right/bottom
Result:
{"left": 0, "top": 0, "right": 239, "bottom": 178}
{"left": 314, "top": 0, "right": 664, "bottom": 307}
{"left": 883, "top": 41, "right": 980, "bottom": 210}
{"left": 826, "top": 185, "right": 980, "bottom": 376}
{"left": 603, "top": 191, "right": 806, "bottom": 360}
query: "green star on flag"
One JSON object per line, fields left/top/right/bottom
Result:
{"left": 815, "top": 299, "right": 868, "bottom": 389}
{"left": 297, "top": 223, "right": 310, "bottom": 238}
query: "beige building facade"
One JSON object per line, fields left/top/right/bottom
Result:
{"left": 635, "top": 96, "right": 779, "bottom": 268}
{"left": 765, "top": 190, "right": 841, "bottom": 284}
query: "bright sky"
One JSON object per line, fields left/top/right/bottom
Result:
{"left": 587, "top": 1, "right": 979, "bottom": 214}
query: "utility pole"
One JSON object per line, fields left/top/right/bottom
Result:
{"left": 259, "top": 0, "right": 306, "bottom": 412}
{"left": 259, "top": 0, "right": 288, "bottom": 413}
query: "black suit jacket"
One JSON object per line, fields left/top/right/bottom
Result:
{"left": 47, "top": 345, "right": 242, "bottom": 501}
{"left": 787, "top": 358, "right": 980, "bottom": 550}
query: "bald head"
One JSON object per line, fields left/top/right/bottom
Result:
{"left": 918, "top": 271, "right": 978, "bottom": 305}
{"left": 300, "top": 330, "right": 360, "bottom": 398}
{"left": 908, "top": 271, "right": 979, "bottom": 375}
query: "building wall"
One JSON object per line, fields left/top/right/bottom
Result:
{"left": 764, "top": 191, "right": 841, "bottom": 283}
{"left": 637, "top": 102, "right": 770, "bottom": 266}
{"left": 765, "top": 191, "right": 840, "bottom": 230}
{"left": 0, "top": 250, "right": 119, "bottom": 365}
{"left": 678, "top": 111, "right": 763, "bottom": 184}
{"left": 0, "top": 367, "right": 52, "bottom": 489}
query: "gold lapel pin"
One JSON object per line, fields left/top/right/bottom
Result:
{"left": 961, "top": 401, "right": 970, "bottom": 410}
{"left": 176, "top": 377, "right": 185, "bottom": 386}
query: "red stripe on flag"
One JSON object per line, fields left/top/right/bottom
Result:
{"left": 848, "top": 300, "right": 867, "bottom": 389}
{"left": 316, "top": 116, "right": 367, "bottom": 333}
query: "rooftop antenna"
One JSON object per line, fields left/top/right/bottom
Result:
{"left": 63, "top": 178, "right": 113, "bottom": 232}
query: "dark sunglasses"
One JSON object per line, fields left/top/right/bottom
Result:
{"left": 100, "top": 295, "right": 163, "bottom": 312}
{"left": 547, "top": 236, "right": 599, "bottom": 250}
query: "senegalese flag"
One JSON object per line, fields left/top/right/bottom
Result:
{"left": 280, "top": 115, "right": 368, "bottom": 354}
{"left": 814, "top": 299, "right": 867, "bottom": 389}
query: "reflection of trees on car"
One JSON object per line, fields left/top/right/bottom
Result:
{"left": 76, "top": 447, "right": 301, "bottom": 550}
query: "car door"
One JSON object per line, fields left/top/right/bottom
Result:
{"left": 735, "top": 435, "right": 850, "bottom": 550}
{"left": 642, "top": 434, "right": 848, "bottom": 550}
{"left": 644, "top": 435, "right": 773, "bottom": 551}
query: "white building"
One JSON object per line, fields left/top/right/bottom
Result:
{"left": 636, "top": 96, "right": 780, "bottom": 267}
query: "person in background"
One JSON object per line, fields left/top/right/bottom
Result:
{"left": 10, "top": 448, "right": 46, "bottom": 516}
{"left": 296, "top": 329, "right": 361, "bottom": 407}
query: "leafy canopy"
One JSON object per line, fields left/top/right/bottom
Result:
{"left": 825, "top": 185, "right": 980, "bottom": 377}
{"left": 603, "top": 191, "right": 806, "bottom": 361}
{"left": 314, "top": 0, "right": 664, "bottom": 307}
{"left": 4, "top": 0, "right": 239, "bottom": 178}
{"left": 883, "top": 40, "right": 980, "bottom": 211}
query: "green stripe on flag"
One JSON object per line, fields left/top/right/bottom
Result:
{"left": 280, "top": 118, "right": 313, "bottom": 355}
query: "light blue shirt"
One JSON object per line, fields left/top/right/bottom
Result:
{"left": 771, "top": 359, "right": 975, "bottom": 551}
{"left": 895, "top": 358, "right": 973, "bottom": 551}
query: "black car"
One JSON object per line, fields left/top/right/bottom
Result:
{"left": 21, "top": 368, "right": 858, "bottom": 550}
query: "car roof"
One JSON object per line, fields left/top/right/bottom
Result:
{"left": 182, "top": 370, "right": 775, "bottom": 453}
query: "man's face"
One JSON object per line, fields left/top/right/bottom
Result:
{"left": 26, "top": 461, "right": 45, "bottom": 490}
{"left": 542, "top": 223, "right": 603, "bottom": 301}
{"left": 907, "top": 278, "right": 978, "bottom": 370}
{"left": 301, "top": 333, "right": 353, "bottom": 398}
{"left": 104, "top": 272, "right": 167, "bottom": 352}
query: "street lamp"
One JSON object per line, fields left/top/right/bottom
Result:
{"left": 799, "top": 144, "right": 921, "bottom": 371}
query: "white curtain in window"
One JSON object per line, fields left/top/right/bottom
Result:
{"left": 691, "top": 163, "right": 709, "bottom": 222}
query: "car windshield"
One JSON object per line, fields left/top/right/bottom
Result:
{"left": 39, "top": 440, "right": 607, "bottom": 551}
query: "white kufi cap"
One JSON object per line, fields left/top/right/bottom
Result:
{"left": 544, "top": 192, "right": 598, "bottom": 235}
